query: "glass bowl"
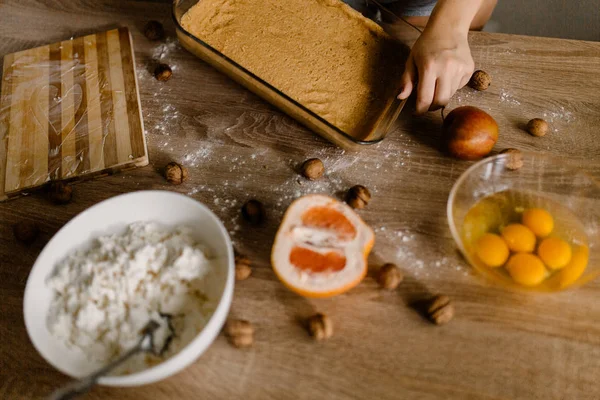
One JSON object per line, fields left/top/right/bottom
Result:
{"left": 448, "top": 152, "right": 600, "bottom": 292}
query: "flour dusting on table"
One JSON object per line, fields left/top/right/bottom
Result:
{"left": 46, "top": 222, "right": 217, "bottom": 374}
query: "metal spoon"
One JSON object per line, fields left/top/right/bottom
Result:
{"left": 48, "top": 317, "right": 173, "bottom": 400}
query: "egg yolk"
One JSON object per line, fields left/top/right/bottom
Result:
{"left": 501, "top": 224, "right": 536, "bottom": 253}
{"left": 538, "top": 237, "right": 572, "bottom": 269}
{"left": 522, "top": 208, "right": 554, "bottom": 238}
{"left": 475, "top": 233, "right": 509, "bottom": 267}
{"left": 506, "top": 253, "right": 547, "bottom": 286}
{"left": 557, "top": 245, "right": 589, "bottom": 288}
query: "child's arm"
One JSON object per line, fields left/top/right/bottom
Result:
{"left": 397, "top": 0, "right": 485, "bottom": 114}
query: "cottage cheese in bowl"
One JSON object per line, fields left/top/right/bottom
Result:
{"left": 24, "top": 191, "right": 234, "bottom": 386}
{"left": 47, "top": 222, "right": 217, "bottom": 374}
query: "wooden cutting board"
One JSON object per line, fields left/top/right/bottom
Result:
{"left": 0, "top": 27, "right": 147, "bottom": 201}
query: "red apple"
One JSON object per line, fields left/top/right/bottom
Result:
{"left": 442, "top": 106, "right": 499, "bottom": 160}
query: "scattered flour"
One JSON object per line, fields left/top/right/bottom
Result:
{"left": 137, "top": 38, "right": 184, "bottom": 140}
{"left": 46, "top": 222, "right": 217, "bottom": 374}
{"left": 499, "top": 89, "right": 521, "bottom": 107}
{"left": 371, "top": 226, "right": 472, "bottom": 279}
{"left": 453, "top": 87, "right": 482, "bottom": 105}
{"left": 184, "top": 144, "right": 215, "bottom": 168}
{"left": 542, "top": 106, "right": 575, "bottom": 133}
{"left": 152, "top": 37, "right": 180, "bottom": 63}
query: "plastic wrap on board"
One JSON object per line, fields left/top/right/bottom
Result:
{"left": 0, "top": 27, "right": 147, "bottom": 201}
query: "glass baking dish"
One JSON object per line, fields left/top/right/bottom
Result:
{"left": 172, "top": 0, "right": 407, "bottom": 150}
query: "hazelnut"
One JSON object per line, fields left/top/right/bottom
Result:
{"left": 47, "top": 181, "right": 73, "bottom": 204}
{"left": 527, "top": 118, "right": 549, "bottom": 137}
{"left": 241, "top": 199, "right": 265, "bottom": 225}
{"left": 377, "top": 263, "right": 404, "bottom": 290}
{"left": 468, "top": 70, "right": 491, "bottom": 91}
{"left": 500, "top": 148, "right": 523, "bottom": 171}
{"left": 427, "top": 295, "right": 454, "bottom": 325}
{"left": 235, "top": 255, "right": 252, "bottom": 281}
{"left": 13, "top": 221, "right": 39, "bottom": 244}
{"left": 346, "top": 185, "right": 371, "bottom": 209}
{"left": 164, "top": 162, "right": 188, "bottom": 184}
{"left": 144, "top": 20, "right": 165, "bottom": 41}
{"left": 307, "top": 313, "right": 333, "bottom": 341}
{"left": 224, "top": 319, "right": 254, "bottom": 348}
{"left": 154, "top": 63, "right": 172, "bottom": 82}
{"left": 301, "top": 158, "right": 324, "bottom": 180}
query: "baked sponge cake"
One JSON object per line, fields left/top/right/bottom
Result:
{"left": 181, "top": 0, "right": 405, "bottom": 139}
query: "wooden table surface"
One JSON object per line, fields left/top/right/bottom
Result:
{"left": 2, "top": 1, "right": 600, "bottom": 399}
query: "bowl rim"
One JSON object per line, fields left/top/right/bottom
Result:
{"left": 23, "top": 190, "right": 235, "bottom": 386}
{"left": 446, "top": 155, "right": 508, "bottom": 260}
{"left": 447, "top": 152, "right": 600, "bottom": 292}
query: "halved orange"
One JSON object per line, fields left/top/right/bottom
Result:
{"left": 271, "top": 194, "right": 375, "bottom": 298}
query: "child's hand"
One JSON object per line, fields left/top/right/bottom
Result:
{"left": 397, "top": 28, "right": 474, "bottom": 114}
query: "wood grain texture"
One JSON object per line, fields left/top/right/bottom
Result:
{"left": 0, "top": 27, "right": 147, "bottom": 199}
{"left": 1, "top": 1, "right": 600, "bottom": 400}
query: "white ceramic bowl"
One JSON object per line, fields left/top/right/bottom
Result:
{"left": 23, "top": 191, "right": 234, "bottom": 386}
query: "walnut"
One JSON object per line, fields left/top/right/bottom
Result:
{"left": 377, "top": 263, "right": 404, "bottom": 290}
{"left": 346, "top": 185, "right": 371, "bottom": 209}
{"left": 224, "top": 319, "right": 254, "bottom": 348}
{"left": 468, "top": 70, "right": 491, "bottom": 91}
{"left": 235, "top": 255, "right": 252, "bottom": 281}
{"left": 241, "top": 199, "right": 265, "bottom": 225}
{"left": 144, "top": 20, "right": 165, "bottom": 41}
{"left": 13, "top": 221, "right": 39, "bottom": 244}
{"left": 427, "top": 295, "right": 454, "bottom": 325}
{"left": 500, "top": 148, "right": 524, "bottom": 171}
{"left": 154, "top": 63, "right": 172, "bottom": 82}
{"left": 164, "top": 162, "right": 188, "bottom": 184}
{"left": 527, "top": 118, "right": 549, "bottom": 137}
{"left": 48, "top": 181, "right": 73, "bottom": 204}
{"left": 301, "top": 158, "right": 324, "bottom": 180}
{"left": 307, "top": 313, "right": 333, "bottom": 341}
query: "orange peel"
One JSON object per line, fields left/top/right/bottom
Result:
{"left": 271, "top": 195, "right": 374, "bottom": 297}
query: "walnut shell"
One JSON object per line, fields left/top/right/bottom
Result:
{"left": 48, "top": 182, "right": 73, "bottom": 204}
{"left": 301, "top": 158, "right": 325, "bottom": 180}
{"left": 235, "top": 255, "right": 252, "bottom": 281}
{"left": 468, "top": 70, "right": 491, "bottom": 91}
{"left": 164, "top": 162, "right": 188, "bottom": 184}
{"left": 427, "top": 295, "right": 454, "bottom": 325}
{"left": 225, "top": 319, "right": 254, "bottom": 336}
{"left": 154, "top": 63, "right": 172, "bottom": 82}
{"left": 500, "top": 148, "right": 524, "bottom": 171}
{"left": 224, "top": 319, "right": 254, "bottom": 348}
{"left": 13, "top": 221, "right": 40, "bottom": 244}
{"left": 241, "top": 199, "right": 265, "bottom": 225}
{"left": 307, "top": 313, "right": 333, "bottom": 341}
{"left": 377, "top": 263, "right": 404, "bottom": 290}
{"left": 527, "top": 118, "right": 549, "bottom": 137}
{"left": 346, "top": 185, "right": 371, "bottom": 209}
{"left": 144, "top": 20, "right": 165, "bottom": 41}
